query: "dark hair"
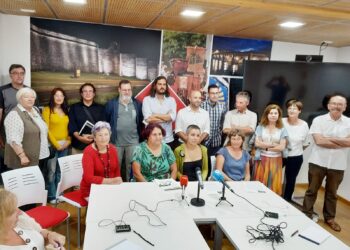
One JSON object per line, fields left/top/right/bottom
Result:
{"left": 186, "top": 124, "right": 201, "bottom": 134}
{"left": 79, "top": 83, "right": 96, "bottom": 94}
{"left": 142, "top": 123, "right": 166, "bottom": 140}
{"left": 328, "top": 93, "right": 347, "bottom": 104}
{"left": 118, "top": 79, "right": 131, "bottom": 88}
{"left": 285, "top": 99, "right": 303, "bottom": 110}
{"left": 207, "top": 85, "right": 219, "bottom": 92}
{"left": 226, "top": 129, "right": 245, "bottom": 148}
{"left": 150, "top": 76, "right": 169, "bottom": 97}
{"left": 9, "top": 64, "right": 25, "bottom": 74}
{"left": 49, "top": 88, "right": 69, "bottom": 115}
{"left": 260, "top": 104, "right": 283, "bottom": 128}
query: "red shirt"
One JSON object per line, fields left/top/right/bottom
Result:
{"left": 80, "top": 144, "right": 121, "bottom": 198}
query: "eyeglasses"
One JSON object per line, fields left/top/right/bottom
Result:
{"left": 11, "top": 72, "right": 25, "bottom": 76}
{"left": 329, "top": 102, "right": 345, "bottom": 107}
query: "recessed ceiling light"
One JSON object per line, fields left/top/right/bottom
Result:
{"left": 20, "top": 9, "right": 36, "bottom": 13}
{"left": 279, "top": 21, "right": 305, "bottom": 28}
{"left": 64, "top": 0, "right": 87, "bottom": 4}
{"left": 181, "top": 9, "right": 205, "bottom": 17}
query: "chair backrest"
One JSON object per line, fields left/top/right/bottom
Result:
{"left": 1, "top": 166, "right": 47, "bottom": 207}
{"left": 56, "top": 154, "right": 83, "bottom": 196}
{"left": 209, "top": 155, "right": 216, "bottom": 180}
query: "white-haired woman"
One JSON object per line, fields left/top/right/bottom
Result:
{"left": 4, "top": 87, "right": 50, "bottom": 170}
{"left": 80, "top": 121, "right": 123, "bottom": 200}
{"left": 0, "top": 189, "right": 66, "bottom": 250}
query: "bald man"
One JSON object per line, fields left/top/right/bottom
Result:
{"left": 175, "top": 90, "right": 210, "bottom": 144}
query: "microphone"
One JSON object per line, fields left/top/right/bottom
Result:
{"left": 180, "top": 175, "right": 188, "bottom": 200}
{"left": 195, "top": 167, "right": 204, "bottom": 189}
{"left": 212, "top": 170, "right": 235, "bottom": 194}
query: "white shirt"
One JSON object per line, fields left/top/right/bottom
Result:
{"left": 0, "top": 214, "right": 45, "bottom": 250}
{"left": 4, "top": 104, "right": 50, "bottom": 160}
{"left": 308, "top": 113, "right": 350, "bottom": 170}
{"left": 175, "top": 106, "right": 210, "bottom": 141}
{"left": 223, "top": 109, "right": 257, "bottom": 149}
{"left": 142, "top": 95, "right": 176, "bottom": 143}
{"left": 282, "top": 118, "right": 309, "bottom": 157}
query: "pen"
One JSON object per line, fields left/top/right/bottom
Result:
{"left": 133, "top": 230, "right": 155, "bottom": 246}
{"left": 291, "top": 230, "right": 299, "bottom": 237}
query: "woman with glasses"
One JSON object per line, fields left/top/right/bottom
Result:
{"left": 80, "top": 121, "right": 122, "bottom": 200}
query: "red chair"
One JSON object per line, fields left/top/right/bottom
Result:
{"left": 1, "top": 166, "right": 70, "bottom": 249}
{"left": 57, "top": 154, "right": 87, "bottom": 248}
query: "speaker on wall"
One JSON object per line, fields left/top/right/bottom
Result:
{"left": 295, "top": 55, "right": 323, "bottom": 62}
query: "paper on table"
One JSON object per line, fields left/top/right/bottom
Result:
{"left": 298, "top": 225, "right": 331, "bottom": 245}
{"left": 153, "top": 178, "right": 179, "bottom": 188}
{"left": 105, "top": 238, "right": 143, "bottom": 250}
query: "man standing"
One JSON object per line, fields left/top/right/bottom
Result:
{"left": 105, "top": 79, "right": 143, "bottom": 181}
{"left": 223, "top": 91, "right": 257, "bottom": 150}
{"left": 303, "top": 94, "right": 350, "bottom": 232}
{"left": 200, "top": 85, "right": 227, "bottom": 176}
{"left": 0, "top": 64, "right": 27, "bottom": 174}
{"left": 142, "top": 76, "right": 177, "bottom": 149}
{"left": 175, "top": 90, "right": 210, "bottom": 144}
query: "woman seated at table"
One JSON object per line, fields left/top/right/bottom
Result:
{"left": 132, "top": 123, "right": 177, "bottom": 182}
{"left": 80, "top": 121, "right": 123, "bottom": 199}
{"left": 174, "top": 124, "right": 208, "bottom": 181}
{"left": 0, "top": 189, "right": 66, "bottom": 250}
{"left": 215, "top": 130, "right": 250, "bottom": 181}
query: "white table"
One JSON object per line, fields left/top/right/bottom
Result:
{"left": 84, "top": 181, "right": 349, "bottom": 250}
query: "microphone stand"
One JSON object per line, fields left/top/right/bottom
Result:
{"left": 216, "top": 183, "right": 233, "bottom": 207}
{"left": 180, "top": 187, "right": 190, "bottom": 206}
{"left": 190, "top": 181, "right": 205, "bottom": 207}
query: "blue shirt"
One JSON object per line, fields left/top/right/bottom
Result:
{"left": 216, "top": 148, "right": 250, "bottom": 181}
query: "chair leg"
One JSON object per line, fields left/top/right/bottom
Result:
{"left": 66, "top": 217, "right": 70, "bottom": 250}
{"left": 77, "top": 207, "right": 81, "bottom": 248}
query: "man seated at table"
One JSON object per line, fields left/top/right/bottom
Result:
{"left": 132, "top": 123, "right": 177, "bottom": 182}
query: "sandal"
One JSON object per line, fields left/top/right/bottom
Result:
{"left": 326, "top": 219, "right": 341, "bottom": 232}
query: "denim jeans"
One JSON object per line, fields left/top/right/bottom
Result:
{"left": 47, "top": 147, "right": 68, "bottom": 200}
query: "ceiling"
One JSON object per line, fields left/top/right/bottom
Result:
{"left": 2, "top": 0, "right": 350, "bottom": 47}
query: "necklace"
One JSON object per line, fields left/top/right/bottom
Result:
{"left": 95, "top": 143, "right": 110, "bottom": 178}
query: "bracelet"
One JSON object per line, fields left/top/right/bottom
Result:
{"left": 17, "top": 152, "right": 24, "bottom": 156}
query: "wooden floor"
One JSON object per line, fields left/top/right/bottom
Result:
{"left": 53, "top": 185, "right": 350, "bottom": 249}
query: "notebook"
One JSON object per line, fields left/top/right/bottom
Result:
{"left": 298, "top": 225, "right": 331, "bottom": 245}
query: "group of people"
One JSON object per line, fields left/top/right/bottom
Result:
{"left": 0, "top": 63, "right": 348, "bottom": 248}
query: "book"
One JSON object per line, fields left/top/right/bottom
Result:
{"left": 298, "top": 225, "right": 330, "bottom": 245}
{"left": 78, "top": 120, "right": 94, "bottom": 136}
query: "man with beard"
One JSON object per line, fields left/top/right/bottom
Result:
{"left": 175, "top": 90, "right": 210, "bottom": 144}
{"left": 105, "top": 79, "right": 143, "bottom": 181}
{"left": 142, "top": 76, "right": 177, "bottom": 149}
{"left": 303, "top": 94, "right": 350, "bottom": 232}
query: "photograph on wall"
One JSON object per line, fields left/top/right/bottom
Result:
{"left": 160, "top": 30, "right": 209, "bottom": 105}
{"left": 210, "top": 36, "right": 272, "bottom": 77}
{"left": 30, "top": 18, "right": 161, "bottom": 105}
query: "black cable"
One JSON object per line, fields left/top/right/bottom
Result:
{"left": 229, "top": 188, "right": 287, "bottom": 250}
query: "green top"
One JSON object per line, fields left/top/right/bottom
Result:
{"left": 132, "top": 141, "right": 176, "bottom": 182}
{"left": 174, "top": 144, "right": 208, "bottom": 180}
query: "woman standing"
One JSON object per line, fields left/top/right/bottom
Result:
{"left": 4, "top": 88, "right": 50, "bottom": 172}
{"left": 132, "top": 123, "right": 177, "bottom": 182}
{"left": 253, "top": 104, "right": 288, "bottom": 195}
{"left": 42, "top": 88, "right": 71, "bottom": 203}
{"left": 282, "top": 99, "right": 309, "bottom": 202}
{"left": 216, "top": 130, "right": 250, "bottom": 181}
{"left": 174, "top": 125, "right": 208, "bottom": 181}
{"left": 80, "top": 122, "right": 123, "bottom": 200}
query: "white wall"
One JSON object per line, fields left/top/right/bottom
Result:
{"left": 0, "top": 13, "right": 31, "bottom": 86}
{"left": 336, "top": 46, "right": 350, "bottom": 63}
{"left": 271, "top": 41, "right": 338, "bottom": 62}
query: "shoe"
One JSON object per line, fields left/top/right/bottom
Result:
{"left": 325, "top": 219, "right": 341, "bottom": 232}
{"left": 49, "top": 199, "right": 60, "bottom": 205}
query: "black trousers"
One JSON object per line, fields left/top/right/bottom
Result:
{"left": 283, "top": 155, "right": 303, "bottom": 201}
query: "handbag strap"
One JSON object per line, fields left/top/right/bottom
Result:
{"left": 82, "top": 105, "right": 96, "bottom": 124}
